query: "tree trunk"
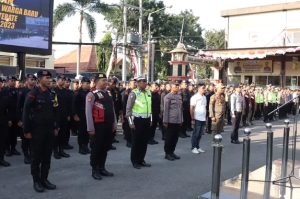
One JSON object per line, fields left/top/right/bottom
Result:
{"left": 77, "top": 11, "right": 84, "bottom": 77}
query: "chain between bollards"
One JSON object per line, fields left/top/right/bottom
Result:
{"left": 263, "top": 123, "right": 273, "bottom": 199}
{"left": 240, "top": 128, "right": 251, "bottom": 199}
{"left": 211, "top": 134, "right": 223, "bottom": 199}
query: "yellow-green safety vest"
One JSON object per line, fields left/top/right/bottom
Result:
{"left": 256, "top": 93, "right": 264, "bottom": 103}
{"left": 132, "top": 89, "right": 152, "bottom": 118}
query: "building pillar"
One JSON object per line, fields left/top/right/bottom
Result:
{"left": 280, "top": 55, "right": 286, "bottom": 88}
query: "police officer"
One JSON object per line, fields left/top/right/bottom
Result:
{"left": 160, "top": 82, "right": 171, "bottom": 140}
{"left": 126, "top": 76, "right": 152, "bottom": 169}
{"left": 73, "top": 77, "right": 91, "bottom": 155}
{"left": 163, "top": 81, "right": 183, "bottom": 161}
{"left": 209, "top": 83, "right": 226, "bottom": 135}
{"left": 23, "top": 70, "right": 58, "bottom": 192}
{"left": 179, "top": 80, "right": 191, "bottom": 138}
{"left": 17, "top": 74, "right": 37, "bottom": 164}
{"left": 149, "top": 82, "right": 160, "bottom": 145}
{"left": 63, "top": 77, "right": 74, "bottom": 150}
{"left": 205, "top": 83, "right": 215, "bottom": 134}
{"left": 121, "top": 78, "right": 136, "bottom": 147}
{"left": 86, "top": 73, "right": 116, "bottom": 180}
{"left": 53, "top": 75, "right": 70, "bottom": 159}
{"left": 230, "top": 84, "right": 244, "bottom": 144}
{"left": 0, "top": 77, "right": 10, "bottom": 167}
{"left": 6, "top": 75, "right": 21, "bottom": 156}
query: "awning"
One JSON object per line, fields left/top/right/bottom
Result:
{"left": 199, "top": 46, "right": 300, "bottom": 60}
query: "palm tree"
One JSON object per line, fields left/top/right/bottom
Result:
{"left": 53, "top": 0, "right": 108, "bottom": 76}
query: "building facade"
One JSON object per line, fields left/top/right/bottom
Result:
{"left": 207, "top": 1, "right": 300, "bottom": 88}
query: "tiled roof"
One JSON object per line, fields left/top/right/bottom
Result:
{"left": 54, "top": 46, "right": 98, "bottom": 73}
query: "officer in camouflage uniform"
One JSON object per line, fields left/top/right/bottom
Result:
{"left": 209, "top": 83, "right": 226, "bottom": 135}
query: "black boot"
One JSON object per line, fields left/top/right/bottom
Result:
{"left": 0, "top": 159, "right": 10, "bottom": 167}
{"left": 53, "top": 149, "right": 61, "bottom": 159}
{"left": 92, "top": 169, "right": 102, "bottom": 180}
{"left": 165, "top": 154, "right": 175, "bottom": 161}
{"left": 59, "top": 149, "right": 70, "bottom": 158}
{"left": 41, "top": 179, "right": 56, "bottom": 190}
{"left": 24, "top": 154, "right": 31, "bottom": 164}
{"left": 33, "top": 181, "right": 45, "bottom": 193}
{"left": 99, "top": 168, "right": 114, "bottom": 177}
{"left": 83, "top": 145, "right": 90, "bottom": 154}
{"left": 79, "top": 146, "right": 87, "bottom": 155}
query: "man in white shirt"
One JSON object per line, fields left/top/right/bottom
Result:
{"left": 190, "top": 83, "right": 207, "bottom": 154}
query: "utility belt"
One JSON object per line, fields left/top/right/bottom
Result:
{"left": 132, "top": 113, "right": 151, "bottom": 119}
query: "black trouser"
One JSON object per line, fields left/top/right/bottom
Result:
{"left": 264, "top": 103, "right": 275, "bottom": 121}
{"left": 149, "top": 115, "right": 159, "bottom": 140}
{"left": 231, "top": 112, "right": 242, "bottom": 141}
{"left": 206, "top": 113, "right": 212, "bottom": 134}
{"left": 78, "top": 120, "right": 89, "bottom": 147}
{"left": 242, "top": 108, "right": 249, "bottom": 126}
{"left": 255, "top": 103, "right": 264, "bottom": 119}
{"left": 122, "top": 118, "right": 131, "bottom": 143}
{"left": 90, "top": 122, "right": 113, "bottom": 169}
{"left": 131, "top": 117, "right": 150, "bottom": 165}
{"left": 20, "top": 132, "right": 31, "bottom": 156}
{"left": 181, "top": 109, "right": 189, "bottom": 135}
{"left": 0, "top": 123, "right": 8, "bottom": 160}
{"left": 31, "top": 126, "right": 54, "bottom": 182}
{"left": 63, "top": 120, "right": 71, "bottom": 146}
{"left": 160, "top": 116, "right": 166, "bottom": 139}
{"left": 54, "top": 120, "right": 68, "bottom": 152}
{"left": 164, "top": 123, "right": 180, "bottom": 154}
{"left": 226, "top": 102, "right": 231, "bottom": 124}
{"left": 6, "top": 121, "right": 19, "bottom": 151}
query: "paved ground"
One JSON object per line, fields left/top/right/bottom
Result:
{"left": 0, "top": 118, "right": 300, "bottom": 199}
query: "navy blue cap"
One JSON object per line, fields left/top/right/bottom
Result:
{"left": 56, "top": 74, "right": 66, "bottom": 80}
{"left": 94, "top": 73, "right": 107, "bottom": 81}
{"left": 26, "top": 74, "right": 36, "bottom": 79}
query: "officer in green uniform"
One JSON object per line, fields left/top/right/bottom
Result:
{"left": 126, "top": 76, "right": 152, "bottom": 169}
{"left": 209, "top": 83, "right": 226, "bottom": 135}
{"left": 254, "top": 88, "right": 264, "bottom": 119}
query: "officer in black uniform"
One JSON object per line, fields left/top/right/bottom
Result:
{"left": 23, "top": 70, "right": 58, "bottom": 192}
{"left": 70, "top": 79, "right": 80, "bottom": 136}
{"left": 17, "top": 74, "right": 37, "bottom": 164}
{"left": 121, "top": 78, "right": 136, "bottom": 147}
{"left": 149, "top": 82, "right": 160, "bottom": 145}
{"left": 86, "top": 73, "right": 116, "bottom": 180}
{"left": 6, "top": 75, "right": 21, "bottom": 156}
{"left": 72, "top": 77, "right": 91, "bottom": 154}
{"left": 206, "top": 83, "right": 215, "bottom": 134}
{"left": 53, "top": 75, "right": 70, "bottom": 159}
{"left": 63, "top": 77, "right": 74, "bottom": 150}
{"left": 0, "top": 77, "right": 10, "bottom": 167}
{"left": 108, "top": 77, "right": 122, "bottom": 148}
{"left": 179, "top": 80, "right": 191, "bottom": 138}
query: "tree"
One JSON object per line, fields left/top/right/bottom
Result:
{"left": 96, "top": 32, "right": 113, "bottom": 72}
{"left": 53, "top": 0, "right": 108, "bottom": 76}
{"left": 101, "top": 0, "right": 205, "bottom": 79}
{"left": 204, "top": 29, "right": 226, "bottom": 49}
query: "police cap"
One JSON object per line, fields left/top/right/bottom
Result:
{"left": 26, "top": 74, "right": 36, "bottom": 80}
{"left": 136, "top": 76, "right": 146, "bottom": 82}
{"left": 56, "top": 74, "right": 66, "bottom": 80}
{"left": 81, "top": 77, "right": 91, "bottom": 83}
{"left": 37, "top": 70, "right": 52, "bottom": 78}
{"left": 94, "top": 73, "right": 107, "bottom": 81}
{"left": 170, "top": 80, "right": 180, "bottom": 85}
{"left": 7, "top": 75, "right": 17, "bottom": 81}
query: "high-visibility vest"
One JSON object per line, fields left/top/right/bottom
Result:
{"left": 132, "top": 89, "right": 152, "bottom": 118}
{"left": 255, "top": 93, "right": 264, "bottom": 103}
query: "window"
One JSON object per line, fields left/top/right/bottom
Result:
{"left": 227, "top": 75, "right": 241, "bottom": 85}
{"left": 26, "top": 58, "right": 46, "bottom": 68}
{"left": 255, "top": 76, "right": 267, "bottom": 86}
{"left": 268, "top": 76, "right": 280, "bottom": 86}
{"left": 178, "top": 64, "right": 182, "bottom": 76}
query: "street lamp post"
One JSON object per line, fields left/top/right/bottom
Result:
{"left": 147, "top": 6, "right": 172, "bottom": 82}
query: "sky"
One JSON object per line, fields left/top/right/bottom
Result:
{"left": 53, "top": 0, "right": 296, "bottom": 59}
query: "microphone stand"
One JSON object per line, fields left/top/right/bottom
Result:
{"left": 270, "top": 95, "right": 300, "bottom": 189}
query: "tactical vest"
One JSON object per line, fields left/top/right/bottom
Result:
{"left": 255, "top": 93, "right": 264, "bottom": 103}
{"left": 132, "top": 89, "right": 152, "bottom": 118}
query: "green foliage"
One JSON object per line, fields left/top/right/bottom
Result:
{"left": 101, "top": 0, "right": 205, "bottom": 78}
{"left": 204, "top": 29, "right": 225, "bottom": 50}
{"left": 96, "top": 33, "right": 113, "bottom": 72}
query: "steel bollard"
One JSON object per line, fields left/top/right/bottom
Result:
{"left": 280, "top": 119, "right": 290, "bottom": 196}
{"left": 263, "top": 123, "right": 273, "bottom": 199}
{"left": 211, "top": 134, "right": 223, "bottom": 199}
{"left": 240, "top": 128, "right": 251, "bottom": 199}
